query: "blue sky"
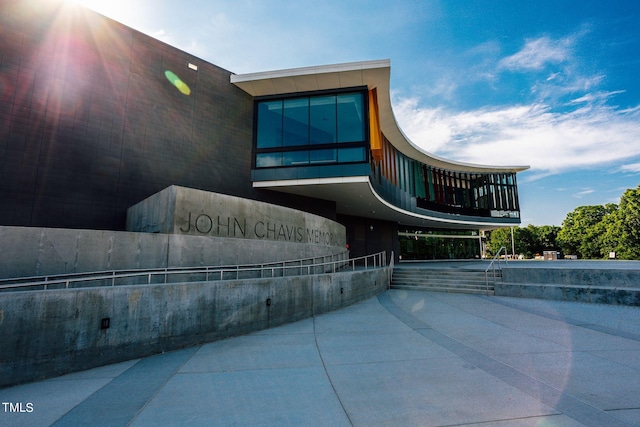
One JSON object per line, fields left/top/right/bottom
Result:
{"left": 75, "top": 0, "right": 640, "bottom": 226}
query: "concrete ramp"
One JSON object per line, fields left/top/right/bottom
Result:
{"left": 2, "top": 290, "right": 638, "bottom": 426}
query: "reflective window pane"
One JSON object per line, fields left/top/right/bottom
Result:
{"left": 283, "top": 98, "right": 309, "bottom": 146}
{"left": 256, "top": 92, "right": 367, "bottom": 169}
{"left": 283, "top": 150, "right": 309, "bottom": 166}
{"left": 310, "top": 148, "right": 337, "bottom": 164}
{"left": 310, "top": 96, "right": 336, "bottom": 144}
{"left": 256, "top": 152, "right": 282, "bottom": 167}
{"left": 337, "top": 93, "right": 364, "bottom": 143}
{"left": 338, "top": 147, "right": 366, "bottom": 163}
{"left": 257, "top": 101, "right": 282, "bottom": 148}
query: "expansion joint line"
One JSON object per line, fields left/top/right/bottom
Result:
{"left": 487, "top": 297, "right": 640, "bottom": 342}
{"left": 376, "top": 292, "right": 633, "bottom": 427}
{"left": 312, "top": 316, "right": 354, "bottom": 426}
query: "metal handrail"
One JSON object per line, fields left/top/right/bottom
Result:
{"left": 0, "top": 252, "right": 349, "bottom": 286}
{"left": 0, "top": 251, "right": 387, "bottom": 292}
{"left": 484, "top": 246, "right": 508, "bottom": 295}
{"left": 387, "top": 251, "right": 395, "bottom": 289}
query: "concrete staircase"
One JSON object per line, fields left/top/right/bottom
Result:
{"left": 391, "top": 267, "right": 500, "bottom": 295}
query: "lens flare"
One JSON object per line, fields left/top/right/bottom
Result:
{"left": 164, "top": 70, "right": 191, "bottom": 95}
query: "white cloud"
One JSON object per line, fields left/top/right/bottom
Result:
{"left": 572, "top": 189, "right": 595, "bottom": 198}
{"left": 500, "top": 36, "right": 573, "bottom": 71}
{"left": 568, "top": 90, "right": 625, "bottom": 105}
{"left": 619, "top": 163, "right": 640, "bottom": 173}
{"left": 423, "top": 78, "right": 459, "bottom": 103}
{"left": 546, "top": 72, "right": 561, "bottom": 81}
{"left": 393, "top": 95, "right": 640, "bottom": 178}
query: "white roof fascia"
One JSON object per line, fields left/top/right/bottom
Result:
{"left": 231, "top": 60, "right": 529, "bottom": 174}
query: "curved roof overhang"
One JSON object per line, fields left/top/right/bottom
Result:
{"left": 231, "top": 59, "right": 529, "bottom": 174}
{"left": 231, "top": 60, "right": 528, "bottom": 229}
{"left": 253, "top": 177, "right": 520, "bottom": 231}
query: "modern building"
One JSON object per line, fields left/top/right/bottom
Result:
{"left": 0, "top": 0, "right": 528, "bottom": 262}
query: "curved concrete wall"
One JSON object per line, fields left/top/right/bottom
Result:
{"left": 127, "top": 186, "right": 346, "bottom": 247}
{"left": 0, "top": 268, "right": 388, "bottom": 387}
{"left": 0, "top": 226, "right": 347, "bottom": 280}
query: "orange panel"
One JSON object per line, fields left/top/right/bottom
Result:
{"left": 369, "top": 89, "right": 383, "bottom": 162}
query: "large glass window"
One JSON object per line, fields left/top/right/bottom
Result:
{"left": 371, "top": 136, "right": 520, "bottom": 218}
{"left": 256, "top": 101, "right": 283, "bottom": 148}
{"left": 283, "top": 98, "right": 309, "bottom": 146}
{"left": 399, "top": 233, "right": 481, "bottom": 260}
{"left": 310, "top": 96, "right": 337, "bottom": 144}
{"left": 337, "top": 93, "right": 364, "bottom": 142}
{"left": 255, "top": 90, "right": 367, "bottom": 169}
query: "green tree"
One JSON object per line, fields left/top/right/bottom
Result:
{"left": 557, "top": 204, "right": 615, "bottom": 259}
{"left": 533, "top": 225, "right": 561, "bottom": 253}
{"left": 487, "top": 186, "right": 640, "bottom": 260}
{"left": 487, "top": 225, "right": 560, "bottom": 259}
{"left": 521, "top": 224, "right": 560, "bottom": 258}
{"left": 517, "top": 226, "right": 537, "bottom": 258}
{"left": 601, "top": 209, "right": 624, "bottom": 258}
{"left": 486, "top": 227, "right": 513, "bottom": 258}
{"left": 603, "top": 186, "right": 640, "bottom": 259}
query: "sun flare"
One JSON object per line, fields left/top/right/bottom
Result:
{"left": 65, "top": 0, "right": 135, "bottom": 25}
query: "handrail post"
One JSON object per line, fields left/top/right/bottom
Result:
{"left": 484, "top": 246, "right": 507, "bottom": 296}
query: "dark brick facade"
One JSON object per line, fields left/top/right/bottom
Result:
{"left": 0, "top": 0, "right": 335, "bottom": 230}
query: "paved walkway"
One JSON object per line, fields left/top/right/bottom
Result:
{"left": 398, "top": 259, "right": 640, "bottom": 270}
{"left": 2, "top": 290, "right": 640, "bottom": 426}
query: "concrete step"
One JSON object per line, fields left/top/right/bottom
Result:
{"left": 392, "top": 279, "right": 495, "bottom": 288}
{"left": 392, "top": 270, "right": 501, "bottom": 278}
{"left": 392, "top": 273, "right": 492, "bottom": 281}
{"left": 391, "top": 284, "right": 494, "bottom": 295}
{"left": 391, "top": 268, "right": 499, "bottom": 295}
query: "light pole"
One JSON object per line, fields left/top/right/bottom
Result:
{"left": 511, "top": 227, "right": 516, "bottom": 259}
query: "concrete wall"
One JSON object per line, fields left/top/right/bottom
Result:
{"left": 497, "top": 267, "right": 640, "bottom": 306}
{"left": 0, "top": 268, "right": 389, "bottom": 387}
{"left": 126, "top": 186, "right": 346, "bottom": 246}
{"left": 502, "top": 267, "right": 640, "bottom": 289}
{"left": 0, "top": 226, "right": 347, "bottom": 279}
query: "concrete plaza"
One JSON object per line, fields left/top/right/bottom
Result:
{"left": 2, "top": 289, "right": 640, "bottom": 426}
